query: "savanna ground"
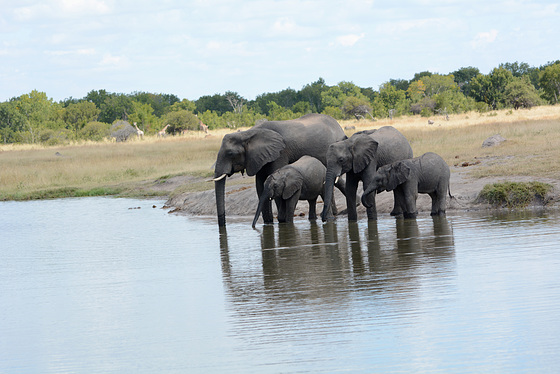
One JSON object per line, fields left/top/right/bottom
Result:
{"left": 1, "top": 105, "right": 559, "bottom": 220}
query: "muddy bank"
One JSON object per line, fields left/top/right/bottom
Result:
{"left": 161, "top": 167, "right": 560, "bottom": 222}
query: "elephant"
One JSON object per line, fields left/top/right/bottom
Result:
{"left": 213, "top": 113, "right": 347, "bottom": 226}
{"left": 252, "top": 156, "right": 329, "bottom": 227}
{"left": 321, "top": 127, "right": 413, "bottom": 222}
{"left": 361, "top": 152, "right": 451, "bottom": 218}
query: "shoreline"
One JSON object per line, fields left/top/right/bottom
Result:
{"left": 160, "top": 166, "right": 560, "bottom": 220}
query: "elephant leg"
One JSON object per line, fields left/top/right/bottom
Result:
{"left": 402, "top": 184, "right": 418, "bottom": 218}
{"left": 276, "top": 197, "right": 287, "bottom": 223}
{"left": 308, "top": 198, "right": 317, "bottom": 220}
{"left": 257, "top": 173, "right": 274, "bottom": 223}
{"left": 345, "top": 173, "right": 360, "bottom": 221}
{"left": 430, "top": 187, "right": 447, "bottom": 216}
{"left": 391, "top": 189, "right": 405, "bottom": 216}
{"left": 361, "top": 173, "right": 378, "bottom": 221}
{"left": 284, "top": 192, "right": 300, "bottom": 223}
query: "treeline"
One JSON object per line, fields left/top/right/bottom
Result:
{"left": 1, "top": 60, "right": 559, "bottom": 145}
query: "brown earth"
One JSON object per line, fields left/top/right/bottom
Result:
{"left": 157, "top": 158, "right": 560, "bottom": 222}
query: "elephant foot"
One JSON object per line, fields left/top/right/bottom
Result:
{"left": 403, "top": 212, "right": 418, "bottom": 219}
{"left": 390, "top": 210, "right": 403, "bottom": 217}
{"left": 431, "top": 210, "right": 446, "bottom": 216}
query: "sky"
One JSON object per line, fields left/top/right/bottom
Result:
{"left": 1, "top": 0, "right": 559, "bottom": 102}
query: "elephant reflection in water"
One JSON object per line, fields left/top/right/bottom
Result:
{"left": 218, "top": 217, "right": 455, "bottom": 318}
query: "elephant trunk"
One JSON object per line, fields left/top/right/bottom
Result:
{"left": 252, "top": 189, "right": 272, "bottom": 228}
{"left": 361, "top": 183, "right": 377, "bottom": 208}
{"left": 321, "top": 170, "right": 337, "bottom": 221}
{"left": 215, "top": 177, "right": 227, "bottom": 227}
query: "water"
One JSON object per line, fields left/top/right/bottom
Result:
{"left": 1, "top": 198, "right": 559, "bottom": 373}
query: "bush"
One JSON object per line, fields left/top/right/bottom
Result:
{"left": 80, "top": 121, "right": 111, "bottom": 141}
{"left": 478, "top": 181, "right": 552, "bottom": 208}
{"left": 111, "top": 120, "right": 137, "bottom": 142}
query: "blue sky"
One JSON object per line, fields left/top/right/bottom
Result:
{"left": 1, "top": 0, "right": 558, "bottom": 102}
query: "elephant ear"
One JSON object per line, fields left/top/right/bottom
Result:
{"left": 245, "top": 129, "right": 286, "bottom": 176}
{"left": 351, "top": 134, "right": 379, "bottom": 173}
{"left": 385, "top": 162, "right": 411, "bottom": 191}
{"left": 282, "top": 171, "right": 303, "bottom": 200}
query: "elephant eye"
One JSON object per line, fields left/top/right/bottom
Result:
{"left": 338, "top": 157, "right": 345, "bottom": 164}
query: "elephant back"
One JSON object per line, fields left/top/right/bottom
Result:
{"left": 369, "top": 126, "right": 413, "bottom": 167}
{"left": 259, "top": 114, "right": 346, "bottom": 165}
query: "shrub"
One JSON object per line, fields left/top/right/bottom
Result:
{"left": 80, "top": 121, "right": 111, "bottom": 141}
{"left": 478, "top": 181, "right": 552, "bottom": 208}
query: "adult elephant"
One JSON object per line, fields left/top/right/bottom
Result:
{"left": 321, "top": 127, "right": 413, "bottom": 222}
{"left": 213, "top": 114, "right": 346, "bottom": 226}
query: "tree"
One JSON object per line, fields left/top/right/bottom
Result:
{"left": 321, "top": 81, "right": 369, "bottom": 111}
{"left": 15, "top": 90, "right": 56, "bottom": 143}
{"left": 500, "top": 61, "right": 531, "bottom": 77}
{"left": 342, "top": 96, "right": 374, "bottom": 120}
{"left": 504, "top": 76, "right": 543, "bottom": 109}
{"left": 267, "top": 101, "right": 296, "bottom": 121}
{"left": 195, "top": 93, "right": 232, "bottom": 115}
{"left": 539, "top": 62, "right": 560, "bottom": 104}
{"left": 129, "top": 101, "right": 157, "bottom": 134}
{"left": 98, "top": 93, "right": 133, "bottom": 123}
{"left": 299, "top": 78, "right": 328, "bottom": 113}
{"left": 406, "top": 80, "right": 426, "bottom": 103}
{"left": 0, "top": 99, "right": 26, "bottom": 143}
{"left": 63, "top": 101, "right": 100, "bottom": 138}
{"left": 452, "top": 66, "right": 480, "bottom": 94}
{"left": 169, "top": 99, "right": 196, "bottom": 112}
{"left": 470, "top": 67, "right": 514, "bottom": 109}
{"left": 376, "top": 83, "right": 408, "bottom": 117}
{"left": 422, "top": 74, "right": 459, "bottom": 97}
{"left": 162, "top": 110, "right": 199, "bottom": 134}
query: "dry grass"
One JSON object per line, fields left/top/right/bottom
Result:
{"left": 0, "top": 135, "right": 221, "bottom": 199}
{"left": 340, "top": 105, "right": 560, "bottom": 179}
{"left": 1, "top": 105, "right": 559, "bottom": 200}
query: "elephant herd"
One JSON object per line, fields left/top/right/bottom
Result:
{"left": 212, "top": 113, "right": 451, "bottom": 227}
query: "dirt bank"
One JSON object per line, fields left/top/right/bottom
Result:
{"left": 158, "top": 161, "right": 559, "bottom": 222}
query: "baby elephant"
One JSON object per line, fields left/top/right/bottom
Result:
{"left": 361, "top": 152, "right": 451, "bottom": 218}
{"left": 252, "top": 156, "right": 328, "bottom": 227}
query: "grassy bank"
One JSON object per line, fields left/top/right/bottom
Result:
{"left": 1, "top": 106, "right": 559, "bottom": 201}
{"left": 0, "top": 135, "right": 221, "bottom": 200}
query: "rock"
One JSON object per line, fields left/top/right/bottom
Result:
{"left": 482, "top": 134, "right": 506, "bottom": 148}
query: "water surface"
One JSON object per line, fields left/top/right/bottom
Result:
{"left": 1, "top": 198, "right": 559, "bottom": 373}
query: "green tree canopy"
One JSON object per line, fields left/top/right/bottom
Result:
{"left": 63, "top": 101, "right": 100, "bottom": 137}
{"left": 539, "top": 62, "right": 560, "bottom": 104}
{"left": 504, "top": 76, "right": 543, "bottom": 109}
{"left": 162, "top": 110, "right": 199, "bottom": 134}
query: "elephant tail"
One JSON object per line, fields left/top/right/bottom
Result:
{"left": 448, "top": 184, "right": 455, "bottom": 200}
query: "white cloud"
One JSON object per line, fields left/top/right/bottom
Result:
{"left": 471, "top": 29, "right": 499, "bottom": 49}
{"left": 335, "top": 33, "right": 365, "bottom": 47}
{"left": 13, "top": 0, "right": 111, "bottom": 21}
{"left": 98, "top": 53, "right": 128, "bottom": 69}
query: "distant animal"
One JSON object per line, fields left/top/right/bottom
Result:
{"left": 428, "top": 120, "right": 435, "bottom": 125}
{"left": 361, "top": 152, "right": 451, "bottom": 218}
{"left": 133, "top": 122, "right": 144, "bottom": 139}
{"left": 199, "top": 121, "right": 208, "bottom": 133}
{"left": 252, "top": 156, "right": 329, "bottom": 227}
{"left": 158, "top": 124, "right": 170, "bottom": 138}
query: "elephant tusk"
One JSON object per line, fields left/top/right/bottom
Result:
{"left": 212, "top": 174, "right": 227, "bottom": 182}
{"left": 335, "top": 176, "right": 339, "bottom": 184}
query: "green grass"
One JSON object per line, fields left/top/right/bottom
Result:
{"left": 478, "top": 181, "right": 553, "bottom": 208}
